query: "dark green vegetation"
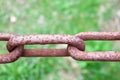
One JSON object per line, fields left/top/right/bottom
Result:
{"left": 0, "top": 0, "right": 120, "bottom": 80}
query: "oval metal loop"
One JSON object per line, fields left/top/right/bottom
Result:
{"left": 7, "top": 34, "right": 85, "bottom": 52}
{"left": 68, "top": 32, "right": 120, "bottom": 61}
{"left": 69, "top": 32, "right": 120, "bottom": 61}
{"left": 68, "top": 46, "right": 120, "bottom": 61}
{"left": 0, "top": 33, "right": 23, "bottom": 63}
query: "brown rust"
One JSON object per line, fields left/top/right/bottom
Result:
{"left": 7, "top": 34, "right": 85, "bottom": 52}
{"left": 0, "top": 46, "right": 23, "bottom": 63}
{"left": 23, "top": 49, "right": 69, "bottom": 57}
{"left": 76, "top": 32, "right": 120, "bottom": 40}
{"left": 0, "top": 33, "right": 14, "bottom": 41}
{"left": 1, "top": 32, "right": 120, "bottom": 63}
{"left": 0, "top": 33, "right": 23, "bottom": 63}
{"left": 66, "top": 32, "right": 120, "bottom": 61}
{"left": 68, "top": 46, "right": 120, "bottom": 61}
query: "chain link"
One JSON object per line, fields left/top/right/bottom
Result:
{"left": 0, "top": 32, "right": 120, "bottom": 63}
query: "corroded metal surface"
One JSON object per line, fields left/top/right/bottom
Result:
{"left": 76, "top": 32, "right": 120, "bottom": 40}
{"left": 0, "top": 33, "right": 14, "bottom": 40}
{"left": 0, "top": 33, "right": 23, "bottom": 63}
{"left": 7, "top": 34, "right": 85, "bottom": 52}
{"left": 68, "top": 46, "right": 120, "bottom": 61}
{"left": 23, "top": 49, "right": 69, "bottom": 57}
{"left": 0, "top": 32, "right": 120, "bottom": 63}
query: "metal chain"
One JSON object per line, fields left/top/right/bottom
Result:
{"left": 0, "top": 32, "right": 120, "bottom": 64}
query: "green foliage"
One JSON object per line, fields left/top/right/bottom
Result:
{"left": 0, "top": 0, "right": 120, "bottom": 80}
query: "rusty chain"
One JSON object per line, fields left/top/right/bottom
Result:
{"left": 0, "top": 32, "right": 120, "bottom": 63}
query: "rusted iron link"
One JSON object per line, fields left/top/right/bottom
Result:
{"left": 0, "top": 33, "right": 23, "bottom": 63}
{"left": 0, "top": 32, "right": 120, "bottom": 63}
{"left": 68, "top": 32, "right": 120, "bottom": 61}
{"left": 68, "top": 46, "right": 120, "bottom": 61}
{"left": 22, "top": 32, "right": 120, "bottom": 58}
{"left": 21, "top": 32, "right": 120, "bottom": 61}
{"left": 7, "top": 34, "right": 85, "bottom": 52}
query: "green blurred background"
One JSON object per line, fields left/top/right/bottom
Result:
{"left": 1, "top": 0, "right": 120, "bottom": 80}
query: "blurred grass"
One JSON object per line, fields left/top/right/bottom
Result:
{"left": 0, "top": 0, "right": 120, "bottom": 80}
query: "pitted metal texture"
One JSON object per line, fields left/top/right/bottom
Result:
{"left": 0, "top": 32, "right": 120, "bottom": 64}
